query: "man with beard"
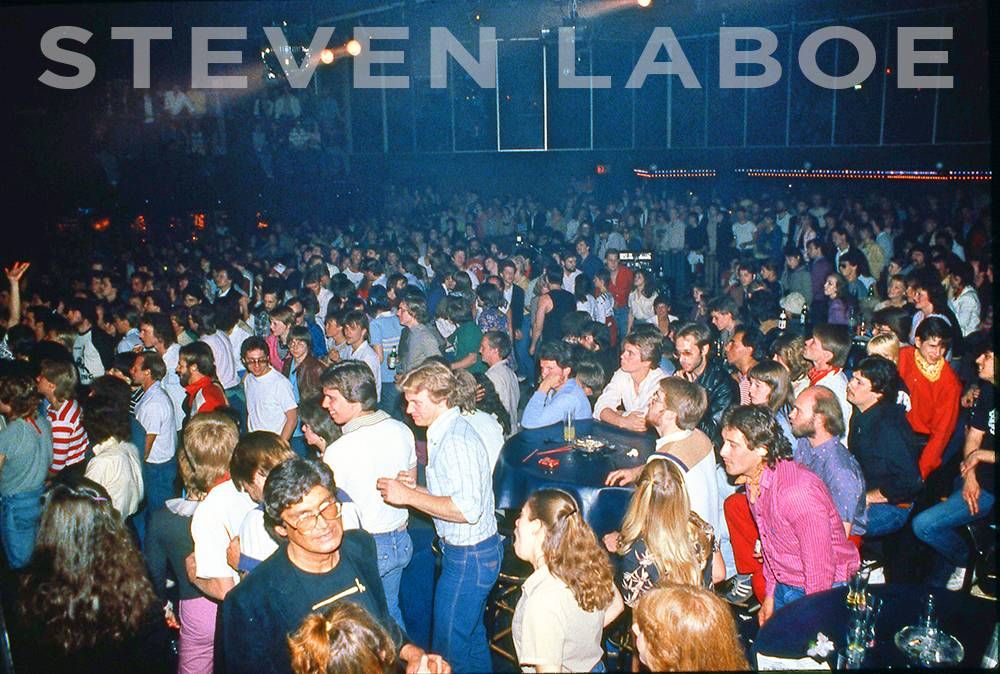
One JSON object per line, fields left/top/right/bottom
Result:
{"left": 177, "top": 341, "right": 229, "bottom": 419}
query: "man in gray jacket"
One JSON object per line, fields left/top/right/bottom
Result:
{"left": 395, "top": 289, "right": 444, "bottom": 381}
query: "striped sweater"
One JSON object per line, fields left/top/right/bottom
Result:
{"left": 46, "top": 399, "right": 88, "bottom": 474}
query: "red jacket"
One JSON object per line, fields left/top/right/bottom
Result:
{"left": 608, "top": 266, "right": 634, "bottom": 309}
{"left": 897, "top": 346, "right": 961, "bottom": 479}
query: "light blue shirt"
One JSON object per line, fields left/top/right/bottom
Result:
{"left": 369, "top": 312, "right": 403, "bottom": 383}
{"left": 425, "top": 407, "right": 497, "bottom": 546}
{"left": 521, "top": 378, "right": 593, "bottom": 430}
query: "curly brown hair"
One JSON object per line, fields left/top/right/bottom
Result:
{"left": 0, "top": 367, "right": 40, "bottom": 420}
{"left": 18, "top": 480, "right": 159, "bottom": 654}
{"left": 527, "top": 489, "right": 616, "bottom": 612}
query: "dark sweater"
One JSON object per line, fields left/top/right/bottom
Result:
{"left": 144, "top": 502, "right": 202, "bottom": 602}
{"left": 848, "top": 399, "right": 923, "bottom": 504}
{"left": 222, "top": 529, "right": 404, "bottom": 674}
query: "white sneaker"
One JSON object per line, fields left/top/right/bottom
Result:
{"left": 946, "top": 567, "right": 967, "bottom": 591}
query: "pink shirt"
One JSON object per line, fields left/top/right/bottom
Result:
{"left": 751, "top": 460, "right": 859, "bottom": 597}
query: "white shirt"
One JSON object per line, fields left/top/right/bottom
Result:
{"left": 84, "top": 438, "right": 143, "bottom": 519}
{"left": 73, "top": 330, "right": 105, "bottom": 385}
{"left": 323, "top": 411, "right": 417, "bottom": 534}
{"left": 244, "top": 367, "right": 298, "bottom": 434}
{"left": 732, "top": 220, "right": 756, "bottom": 249}
{"left": 461, "top": 410, "right": 505, "bottom": 472}
{"left": 348, "top": 341, "right": 382, "bottom": 401}
{"left": 161, "top": 343, "right": 186, "bottom": 430}
{"left": 628, "top": 290, "right": 657, "bottom": 324}
{"left": 201, "top": 331, "right": 240, "bottom": 389}
{"left": 134, "top": 381, "right": 177, "bottom": 464}
{"left": 315, "top": 288, "right": 335, "bottom": 325}
{"left": 227, "top": 322, "right": 253, "bottom": 369}
{"left": 344, "top": 267, "right": 365, "bottom": 287}
{"left": 191, "top": 479, "right": 256, "bottom": 582}
{"left": 486, "top": 360, "right": 521, "bottom": 436}
{"left": 562, "top": 269, "right": 583, "bottom": 294}
{"left": 593, "top": 367, "right": 666, "bottom": 419}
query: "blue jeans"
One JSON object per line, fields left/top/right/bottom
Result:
{"left": 374, "top": 528, "right": 413, "bottom": 633}
{"left": 774, "top": 581, "right": 847, "bottom": 612}
{"left": 139, "top": 457, "right": 177, "bottom": 548}
{"left": 0, "top": 488, "right": 43, "bottom": 569}
{"left": 433, "top": 533, "right": 502, "bottom": 674}
{"left": 912, "top": 486, "right": 995, "bottom": 575}
{"left": 864, "top": 503, "right": 913, "bottom": 537}
{"left": 515, "top": 314, "right": 535, "bottom": 383}
{"left": 613, "top": 307, "right": 629, "bottom": 343}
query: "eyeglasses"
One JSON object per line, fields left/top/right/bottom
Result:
{"left": 244, "top": 357, "right": 270, "bottom": 366}
{"left": 284, "top": 501, "right": 343, "bottom": 532}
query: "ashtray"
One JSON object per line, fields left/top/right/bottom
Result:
{"left": 538, "top": 457, "right": 560, "bottom": 471}
{"left": 894, "top": 626, "right": 964, "bottom": 665}
{"left": 573, "top": 436, "right": 606, "bottom": 454}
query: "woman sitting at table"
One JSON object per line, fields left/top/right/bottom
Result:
{"left": 603, "top": 460, "right": 722, "bottom": 607}
{"left": 632, "top": 584, "right": 749, "bottom": 671}
{"left": 512, "top": 489, "right": 624, "bottom": 673}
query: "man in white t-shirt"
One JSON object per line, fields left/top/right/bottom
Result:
{"left": 240, "top": 337, "right": 298, "bottom": 441}
{"left": 130, "top": 352, "right": 178, "bottom": 534}
{"left": 320, "top": 361, "right": 417, "bottom": 631}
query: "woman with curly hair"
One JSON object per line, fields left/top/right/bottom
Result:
{"left": 632, "top": 584, "right": 749, "bottom": 671}
{"left": 512, "top": 489, "right": 624, "bottom": 673}
{"left": 288, "top": 602, "right": 398, "bottom": 674}
{"left": 604, "top": 460, "right": 716, "bottom": 607}
{"left": 0, "top": 363, "right": 52, "bottom": 568}
{"left": 769, "top": 332, "right": 810, "bottom": 398}
{"left": 15, "top": 479, "right": 172, "bottom": 673}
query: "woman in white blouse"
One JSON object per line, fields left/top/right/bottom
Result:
{"left": 512, "top": 489, "right": 624, "bottom": 673}
{"left": 626, "top": 269, "right": 658, "bottom": 334}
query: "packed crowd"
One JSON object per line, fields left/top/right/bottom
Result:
{"left": 0, "top": 179, "right": 993, "bottom": 673}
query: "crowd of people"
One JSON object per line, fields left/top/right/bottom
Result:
{"left": 0, "top": 177, "right": 993, "bottom": 673}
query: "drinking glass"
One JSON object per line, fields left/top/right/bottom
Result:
{"left": 563, "top": 410, "right": 576, "bottom": 443}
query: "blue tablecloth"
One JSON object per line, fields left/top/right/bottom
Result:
{"left": 493, "top": 419, "right": 656, "bottom": 536}
{"left": 755, "top": 584, "right": 997, "bottom": 668}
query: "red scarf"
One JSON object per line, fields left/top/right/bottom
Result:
{"left": 807, "top": 366, "right": 840, "bottom": 386}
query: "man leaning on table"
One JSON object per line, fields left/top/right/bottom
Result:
{"left": 520, "top": 341, "right": 592, "bottom": 430}
{"left": 592, "top": 328, "right": 666, "bottom": 432}
{"left": 720, "top": 405, "right": 859, "bottom": 626}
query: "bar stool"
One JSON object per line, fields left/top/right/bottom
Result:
{"left": 485, "top": 534, "right": 532, "bottom": 665}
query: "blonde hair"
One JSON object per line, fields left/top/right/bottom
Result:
{"left": 288, "top": 602, "right": 396, "bottom": 674}
{"left": 867, "top": 332, "right": 901, "bottom": 364}
{"left": 181, "top": 412, "right": 239, "bottom": 494}
{"left": 634, "top": 584, "right": 749, "bottom": 671}
{"left": 526, "top": 489, "right": 616, "bottom": 612}
{"left": 400, "top": 361, "right": 455, "bottom": 404}
{"left": 617, "top": 460, "right": 706, "bottom": 588}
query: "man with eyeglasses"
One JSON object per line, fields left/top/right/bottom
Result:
{"left": 223, "top": 457, "right": 449, "bottom": 674}
{"left": 240, "top": 336, "right": 298, "bottom": 442}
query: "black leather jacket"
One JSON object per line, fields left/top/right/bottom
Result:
{"left": 695, "top": 357, "right": 739, "bottom": 445}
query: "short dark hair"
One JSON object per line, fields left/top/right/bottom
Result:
{"left": 81, "top": 376, "right": 132, "bottom": 443}
{"left": 707, "top": 295, "right": 738, "bottom": 318}
{"left": 139, "top": 313, "right": 176, "bottom": 348}
{"left": 674, "top": 322, "right": 713, "bottom": 351}
{"left": 297, "top": 394, "right": 342, "bottom": 447}
{"left": 853, "top": 356, "right": 901, "bottom": 401}
{"left": 573, "top": 356, "right": 607, "bottom": 396}
{"left": 734, "top": 327, "right": 767, "bottom": 362}
{"left": 263, "top": 457, "right": 337, "bottom": 531}
{"left": 342, "top": 311, "right": 369, "bottom": 336}
{"left": 398, "top": 289, "right": 430, "bottom": 324}
{"left": 320, "top": 361, "right": 378, "bottom": 412}
{"left": 241, "top": 336, "right": 269, "bottom": 360}
{"left": 288, "top": 325, "right": 313, "bottom": 350}
{"left": 482, "top": 330, "right": 512, "bottom": 360}
{"left": 179, "top": 341, "right": 217, "bottom": 377}
{"left": 137, "top": 352, "right": 167, "bottom": 381}
{"left": 915, "top": 315, "right": 952, "bottom": 347}
{"left": 230, "top": 431, "right": 296, "bottom": 493}
{"left": 64, "top": 297, "right": 97, "bottom": 326}
{"left": 872, "top": 307, "right": 912, "bottom": 343}
{"left": 537, "top": 341, "right": 574, "bottom": 371}
{"left": 721, "top": 404, "right": 793, "bottom": 468}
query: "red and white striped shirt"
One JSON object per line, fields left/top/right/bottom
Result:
{"left": 47, "top": 399, "right": 88, "bottom": 474}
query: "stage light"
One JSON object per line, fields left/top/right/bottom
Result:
{"left": 346, "top": 39, "right": 362, "bottom": 57}
{"left": 637, "top": 0, "right": 652, "bottom": 7}
{"left": 320, "top": 48, "right": 335, "bottom": 64}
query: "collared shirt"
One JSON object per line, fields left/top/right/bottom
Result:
{"left": 794, "top": 437, "right": 867, "bottom": 535}
{"left": 511, "top": 565, "right": 607, "bottom": 673}
{"left": 323, "top": 410, "right": 416, "bottom": 534}
{"left": 117, "top": 328, "right": 143, "bottom": 354}
{"left": 486, "top": 360, "right": 521, "bottom": 436}
{"left": 425, "top": 407, "right": 497, "bottom": 546}
{"left": 84, "top": 437, "right": 144, "bottom": 519}
{"left": 521, "top": 379, "right": 592, "bottom": 430}
{"left": 593, "top": 367, "right": 666, "bottom": 419}
{"left": 751, "top": 460, "right": 860, "bottom": 597}
{"left": 134, "top": 380, "right": 178, "bottom": 464}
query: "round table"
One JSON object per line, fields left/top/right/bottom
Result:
{"left": 755, "top": 584, "right": 997, "bottom": 668}
{"left": 493, "top": 419, "right": 656, "bottom": 535}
